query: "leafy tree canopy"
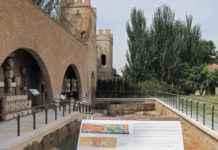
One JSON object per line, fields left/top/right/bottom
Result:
{"left": 123, "top": 5, "right": 217, "bottom": 94}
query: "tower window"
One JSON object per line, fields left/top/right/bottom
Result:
{"left": 101, "top": 54, "right": 106, "bottom": 66}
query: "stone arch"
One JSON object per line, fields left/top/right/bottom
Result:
{"left": 0, "top": 48, "right": 53, "bottom": 107}
{"left": 61, "top": 64, "right": 81, "bottom": 100}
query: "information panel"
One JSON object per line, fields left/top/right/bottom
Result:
{"left": 77, "top": 120, "right": 184, "bottom": 150}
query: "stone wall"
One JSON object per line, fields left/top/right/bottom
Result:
{"left": 107, "top": 102, "right": 155, "bottom": 116}
{"left": 0, "top": 0, "right": 96, "bottom": 102}
{"left": 23, "top": 120, "right": 80, "bottom": 150}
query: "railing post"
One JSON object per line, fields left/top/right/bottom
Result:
{"left": 78, "top": 103, "right": 81, "bottom": 112}
{"left": 170, "top": 96, "right": 172, "bottom": 106}
{"left": 88, "top": 104, "right": 90, "bottom": 113}
{"left": 166, "top": 95, "right": 169, "bottom": 104}
{"left": 85, "top": 104, "right": 88, "bottom": 114}
{"left": 55, "top": 106, "right": 57, "bottom": 120}
{"left": 69, "top": 102, "right": 71, "bottom": 114}
{"left": 45, "top": 107, "right": 48, "bottom": 124}
{"left": 63, "top": 104, "right": 65, "bottom": 117}
{"left": 33, "top": 111, "right": 36, "bottom": 130}
{"left": 203, "top": 103, "right": 206, "bottom": 125}
{"left": 178, "top": 97, "right": 181, "bottom": 111}
{"left": 72, "top": 101, "right": 75, "bottom": 111}
{"left": 17, "top": 114, "right": 20, "bottom": 136}
{"left": 196, "top": 102, "right": 199, "bottom": 121}
{"left": 88, "top": 105, "right": 91, "bottom": 114}
{"left": 182, "top": 99, "right": 184, "bottom": 113}
{"left": 212, "top": 105, "right": 215, "bottom": 130}
{"left": 190, "top": 100, "right": 193, "bottom": 117}
{"left": 81, "top": 103, "right": 83, "bottom": 113}
{"left": 176, "top": 96, "right": 178, "bottom": 109}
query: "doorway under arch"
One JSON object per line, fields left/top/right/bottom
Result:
{"left": 0, "top": 48, "right": 53, "bottom": 107}
{"left": 61, "top": 64, "right": 81, "bottom": 100}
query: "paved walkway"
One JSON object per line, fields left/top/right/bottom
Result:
{"left": 0, "top": 106, "right": 78, "bottom": 146}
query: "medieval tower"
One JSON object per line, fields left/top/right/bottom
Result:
{"left": 96, "top": 29, "right": 113, "bottom": 80}
{"left": 60, "top": 0, "right": 113, "bottom": 87}
{"left": 60, "top": 0, "right": 97, "bottom": 101}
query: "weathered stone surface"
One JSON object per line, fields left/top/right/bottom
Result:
{"left": 23, "top": 120, "right": 81, "bottom": 150}
{"left": 108, "top": 102, "right": 155, "bottom": 116}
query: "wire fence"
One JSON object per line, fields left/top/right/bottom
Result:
{"left": 158, "top": 93, "right": 218, "bottom": 131}
{"left": 97, "top": 90, "right": 218, "bottom": 132}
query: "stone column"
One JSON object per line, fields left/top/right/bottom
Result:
{"left": 20, "top": 67, "right": 27, "bottom": 93}
{"left": 3, "top": 57, "right": 15, "bottom": 95}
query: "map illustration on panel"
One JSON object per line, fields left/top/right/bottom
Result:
{"left": 81, "top": 123, "right": 129, "bottom": 134}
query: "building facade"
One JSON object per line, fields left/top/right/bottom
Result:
{"left": 0, "top": 0, "right": 112, "bottom": 120}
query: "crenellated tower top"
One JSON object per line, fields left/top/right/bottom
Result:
{"left": 60, "top": 0, "right": 96, "bottom": 42}
{"left": 97, "top": 29, "right": 113, "bottom": 41}
{"left": 61, "top": 0, "right": 91, "bottom": 7}
{"left": 74, "top": 0, "right": 91, "bottom": 6}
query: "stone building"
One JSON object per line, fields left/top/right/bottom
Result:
{"left": 0, "top": 0, "right": 112, "bottom": 120}
{"left": 96, "top": 29, "right": 113, "bottom": 80}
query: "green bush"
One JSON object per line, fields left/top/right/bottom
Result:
{"left": 138, "top": 80, "right": 181, "bottom": 94}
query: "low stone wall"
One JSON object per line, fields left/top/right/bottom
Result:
{"left": 23, "top": 121, "right": 80, "bottom": 150}
{"left": 1, "top": 95, "right": 32, "bottom": 120}
{"left": 108, "top": 102, "right": 155, "bottom": 116}
{"left": 1, "top": 112, "right": 84, "bottom": 150}
{"left": 154, "top": 99, "right": 218, "bottom": 150}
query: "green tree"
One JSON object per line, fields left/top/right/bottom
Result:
{"left": 150, "top": 6, "right": 181, "bottom": 83}
{"left": 32, "top": 0, "right": 60, "bottom": 20}
{"left": 123, "top": 5, "right": 216, "bottom": 94}
{"left": 124, "top": 8, "right": 150, "bottom": 82}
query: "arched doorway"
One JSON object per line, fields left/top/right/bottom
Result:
{"left": 91, "top": 72, "right": 96, "bottom": 105}
{"left": 61, "top": 65, "right": 81, "bottom": 100}
{"left": 0, "top": 49, "right": 52, "bottom": 106}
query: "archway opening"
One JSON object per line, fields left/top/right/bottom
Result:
{"left": 61, "top": 65, "right": 81, "bottom": 100}
{"left": 101, "top": 54, "right": 106, "bottom": 66}
{"left": 0, "top": 49, "right": 52, "bottom": 107}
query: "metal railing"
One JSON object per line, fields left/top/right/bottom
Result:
{"left": 157, "top": 93, "right": 218, "bottom": 131}
{"left": 96, "top": 90, "right": 218, "bottom": 132}
{"left": 0, "top": 98, "right": 94, "bottom": 137}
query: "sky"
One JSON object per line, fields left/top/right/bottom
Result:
{"left": 92, "top": 0, "right": 218, "bottom": 74}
